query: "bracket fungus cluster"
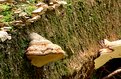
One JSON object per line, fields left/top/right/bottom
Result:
{"left": 95, "top": 39, "right": 121, "bottom": 69}
{"left": 32, "top": 0, "right": 67, "bottom": 16}
{"left": 26, "top": 32, "right": 66, "bottom": 67}
{"left": 0, "top": 0, "right": 67, "bottom": 31}
{"left": 10, "top": 0, "right": 67, "bottom": 27}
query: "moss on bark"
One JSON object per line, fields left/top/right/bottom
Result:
{"left": 0, "top": 0, "right": 121, "bottom": 79}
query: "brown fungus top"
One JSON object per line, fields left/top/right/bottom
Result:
{"left": 26, "top": 32, "right": 66, "bottom": 67}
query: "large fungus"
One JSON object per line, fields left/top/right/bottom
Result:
{"left": 95, "top": 39, "right": 121, "bottom": 69}
{"left": 26, "top": 32, "right": 66, "bottom": 67}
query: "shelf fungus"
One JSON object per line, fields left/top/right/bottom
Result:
{"left": 94, "top": 39, "right": 121, "bottom": 69}
{"left": 26, "top": 32, "right": 66, "bottom": 67}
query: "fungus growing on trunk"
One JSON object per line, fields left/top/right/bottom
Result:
{"left": 32, "top": 0, "right": 67, "bottom": 15}
{"left": 94, "top": 39, "right": 121, "bottom": 69}
{"left": 26, "top": 32, "right": 66, "bottom": 67}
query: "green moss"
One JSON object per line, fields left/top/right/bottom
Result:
{"left": 0, "top": 4, "right": 11, "bottom": 12}
{"left": 25, "top": 5, "right": 37, "bottom": 16}
{"left": 0, "top": 4, "right": 13, "bottom": 22}
{"left": 0, "top": 0, "right": 121, "bottom": 79}
{"left": 1, "top": 11, "right": 13, "bottom": 22}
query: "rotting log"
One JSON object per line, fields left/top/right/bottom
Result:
{"left": 0, "top": 0, "right": 121, "bottom": 79}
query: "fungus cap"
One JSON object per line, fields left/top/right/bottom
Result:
{"left": 1, "top": 27, "right": 12, "bottom": 31}
{"left": 36, "top": 2, "right": 45, "bottom": 7}
{"left": 32, "top": 7, "right": 44, "bottom": 14}
{"left": 27, "top": 15, "right": 41, "bottom": 22}
{"left": 26, "top": 32, "right": 66, "bottom": 67}
{"left": 57, "top": 1, "right": 67, "bottom": 5}
{"left": 26, "top": 53, "right": 65, "bottom": 67}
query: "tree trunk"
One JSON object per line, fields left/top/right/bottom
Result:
{"left": 0, "top": 0, "right": 121, "bottom": 79}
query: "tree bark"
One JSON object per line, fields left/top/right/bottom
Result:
{"left": 0, "top": 0, "right": 121, "bottom": 79}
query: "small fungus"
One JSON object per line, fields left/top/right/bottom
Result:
{"left": 27, "top": 15, "right": 40, "bottom": 23}
{"left": 32, "top": 3, "right": 48, "bottom": 16}
{"left": 0, "top": 0, "right": 8, "bottom": 3}
{"left": 1, "top": 26, "right": 12, "bottom": 31}
{"left": 14, "top": 9, "right": 22, "bottom": 14}
{"left": 19, "top": 12, "right": 28, "bottom": 17}
{"left": 32, "top": 7, "right": 47, "bottom": 15}
{"left": 49, "top": 1, "right": 54, "bottom": 5}
{"left": 11, "top": 20, "right": 25, "bottom": 26}
{"left": 95, "top": 39, "right": 121, "bottom": 69}
{"left": 36, "top": 2, "right": 46, "bottom": 7}
{"left": 0, "top": 0, "right": 14, "bottom": 3}
{"left": 32, "top": 7, "right": 44, "bottom": 14}
{"left": 0, "top": 22, "right": 6, "bottom": 28}
{"left": 57, "top": 1, "right": 67, "bottom": 5}
{"left": 48, "top": 0, "right": 67, "bottom": 10}
{"left": 26, "top": 32, "right": 66, "bottom": 67}
{"left": 0, "top": 27, "right": 11, "bottom": 42}
{"left": 49, "top": 3, "right": 60, "bottom": 9}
